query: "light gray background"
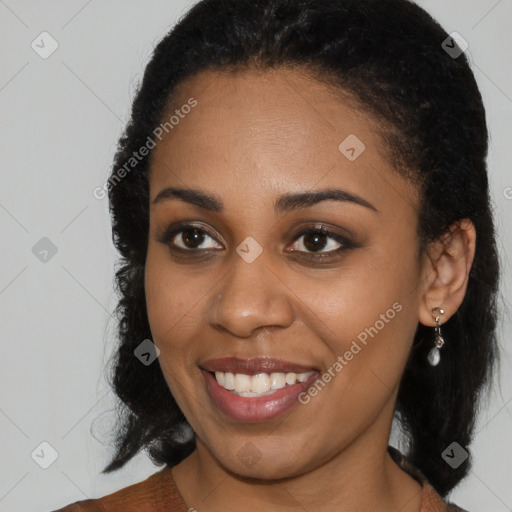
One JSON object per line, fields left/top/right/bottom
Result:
{"left": 0, "top": 1, "right": 511, "bottom": 511}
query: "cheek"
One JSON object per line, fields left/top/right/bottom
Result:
{"left": 144, "top": 256, "right": 202, "bottom": 410}
{"left": 144, "top": 252, "right": 203, "bottom": 415}
{"left": 297, "top": 242, "right": 419, "bottom": 343}
{"left": 292, "top": 242, "right": 420, "bottom": 402}
{"left": 144, "top": 249, "right": 197, "bottom": 344}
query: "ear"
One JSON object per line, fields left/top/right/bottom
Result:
{"left": 418, "top": 219, "right": 476, "bottom": 327}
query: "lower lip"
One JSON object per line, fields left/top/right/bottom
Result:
{"left": 202, "top": 370, "right": 319, "bottom": 422}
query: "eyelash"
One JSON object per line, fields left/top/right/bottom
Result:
{"left": 156, "top": 222, "right": 356, "bottom": 262}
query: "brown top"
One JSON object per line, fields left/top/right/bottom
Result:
{"left": 52, "top": 447, "right": 469, "bottom": 512}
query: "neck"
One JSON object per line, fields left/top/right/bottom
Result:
{"left": 172, "top": 404, "right": 423, "bottom": 512}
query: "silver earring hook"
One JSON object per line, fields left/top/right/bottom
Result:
{"left": 428, "top": 307, "right": 445, "bottom": 366}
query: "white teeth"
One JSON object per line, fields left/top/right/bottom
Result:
{"left": 234, "top": 373, "right": 252, "bottom": 393}
{"left": 297, "top": 372, "right": 310, "bottom": 383}
{"left": 214, "top": 371, "right": 315, "bottom": 395}
{"left": 270, "top": 372, "right": 286, "bottom": 389}
{"left": 251, "top": 373, "right": 270, "bottom": 393}
{"left": 285, "top": 372, "right": 297, "bottom": 385}
{"left": 224, "top": 372, "right": 235, "bottom": 390}
{"left": 215, "top": 371, "right": 225, "bottom": 387}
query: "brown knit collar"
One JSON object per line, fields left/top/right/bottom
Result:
{"left": 163, "top": 447, "right": 468, "bottom": 512}
{"left": 387, "top": 445, "right": 468, "bottom": 512}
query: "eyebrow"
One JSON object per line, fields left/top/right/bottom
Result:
{"left": 152, "top": 186, "right": 378, "bottom": 213}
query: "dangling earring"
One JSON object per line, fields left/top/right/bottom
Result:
{"left": 427, "top": 307, "right": 445, "bottom": 366}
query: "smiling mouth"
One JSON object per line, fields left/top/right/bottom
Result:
{"left": 199, "top": 357, "right": 320, "bottom": 422}
{"left": 210, "top": 370, "right": 316, "bottom": 396}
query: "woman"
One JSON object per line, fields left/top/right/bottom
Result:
{"left": 54, "top": 0, "right": 500, "bottom": 510}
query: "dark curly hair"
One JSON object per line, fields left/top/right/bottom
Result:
{"left": 102, "top": 0, "right": 500, "bottom": 498}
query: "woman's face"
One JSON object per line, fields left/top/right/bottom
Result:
{"left": 145, "top": 67, "right": 426, "bottom": 479}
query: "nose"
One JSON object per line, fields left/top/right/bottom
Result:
{"left": 206, "top": 251, "right": 295, "bottom": 338}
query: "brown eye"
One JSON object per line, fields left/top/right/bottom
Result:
{"left": 302, "top": 231, "right": 329, "bottom": 252}
{"left": 180, "top": 228, "right": 207, "bottom": 249}
{"left": 157, "top": 223, "right": 222, "bottom": 252}
{"left": 290, "top": 227, "right": 345, "bottom": 255}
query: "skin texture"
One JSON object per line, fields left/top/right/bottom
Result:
{"left": 144, "top": 67, "right": 476, "bottom": 512}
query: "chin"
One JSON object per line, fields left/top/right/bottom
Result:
{"left": 211, "top": 442, "right": 316, "bottom": 482}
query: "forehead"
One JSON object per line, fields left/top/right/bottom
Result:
{"left": 148, "top": 67, "right": 418, "bottom": 213}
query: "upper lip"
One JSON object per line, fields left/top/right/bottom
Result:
{"left": 200, "top": 357, "right": 318, "bottom": 375}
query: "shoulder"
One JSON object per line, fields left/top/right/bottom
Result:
{"left": 51, "top": 466, "right": 189, "bottom": 512}
{"left": 387, "top": 446, "right": 471, "bottom": 512}
{"left": 422, "top": 481, "right": 470, "bottom": 512}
